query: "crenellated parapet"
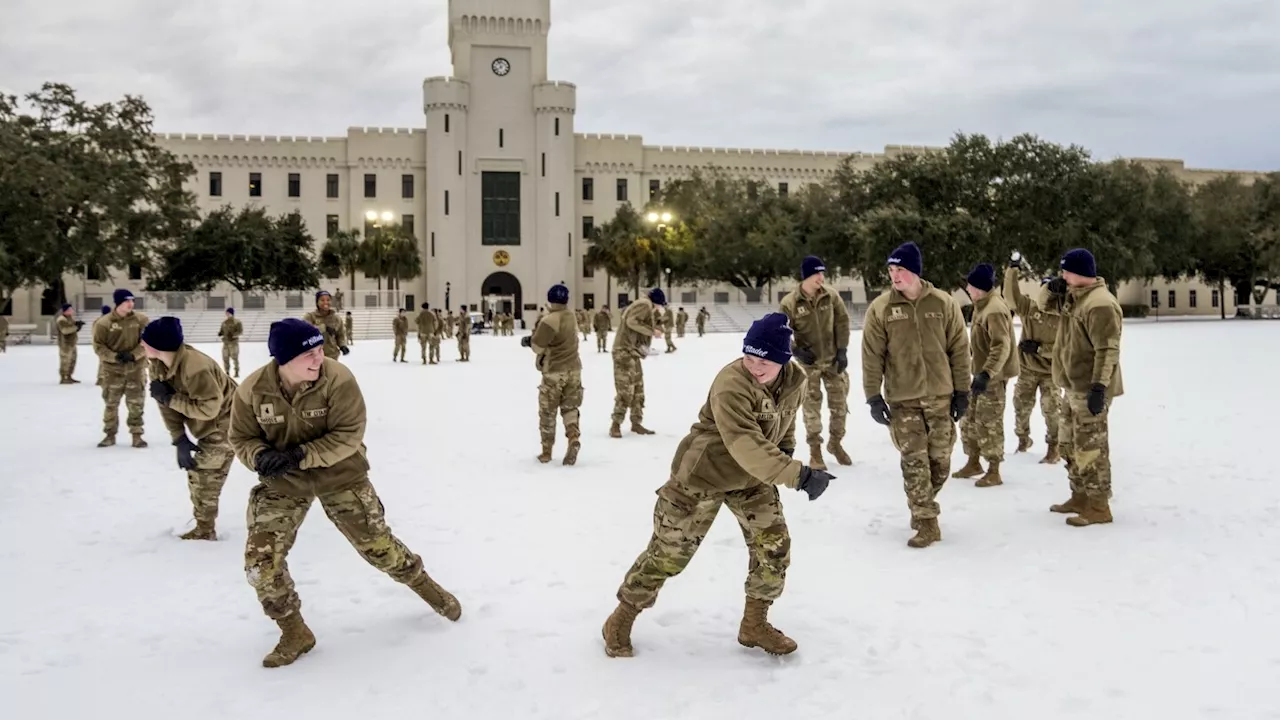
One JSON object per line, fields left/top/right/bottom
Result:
{"left": 533, "top": 80, "right": 576, "bottom": 115}
{"left": 423, "top": 76, "right": 471, "bottom": 113}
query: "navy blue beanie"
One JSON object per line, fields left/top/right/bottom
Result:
{"left": 316, "top": 290, "right": 331, "bottom": 302}
{"left": 142, "top": 317, "right": 184, "bottom": 352}
{"left": 113, "top": 288, "right": 134, "bottom": 306}
{"left": 966, "top": 263, "right": 996, "bottom": 292}
{"left": 1060, "top": 248, "right": 1096, "bottom": 278}
{"left": 547, "top": 283, "right": 569, "bottom": 305}
{"left": 802, "top": 255, "right": 826, "bottom": 280}
{"left": 887, "top": 242, "right": 923, "bottom": 277}
{"left": 60, "top": 303, "right": 72, "bottom": 313}
{"left": 648, "top": 288, "right": 667, "bottom": 306}
{"left": 743, "top": 313, "right": 793, "bottom": 366}
{"left": 101, "top": 305, "right": 111, "bottom": 315}
{"left": 269, "top": 318, "right": 325, "bottom": 365}
{"left": 226, "top": 307, "right": 235, "bottom": 315}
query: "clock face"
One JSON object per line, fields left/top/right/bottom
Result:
{"left": 492, "top": 58, "right": 510, "bottom": 76}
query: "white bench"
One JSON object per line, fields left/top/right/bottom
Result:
{"left": 7, "top": 323, "right": 37, "bottom": 345}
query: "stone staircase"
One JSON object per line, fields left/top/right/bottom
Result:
{"left": 699, "top": 303, "right": 868, "bottom": 333}
{"left": 71, "top": 308, "right": 404, "bottom": 344}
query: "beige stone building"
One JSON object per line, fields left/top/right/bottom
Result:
{"left": 4, "top": 0, "right": 1274, "bottom": 325}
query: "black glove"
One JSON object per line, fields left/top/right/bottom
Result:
{"left": 835, "top": 348, "right": 848, "bottom": 373}
{"left": 970, "top": 371, "right": 990, "bottom": 396}
{"left": 255, "top": 446, "right": 306, "bottom": 477}
{"left": 950, "top": 391, "right": 969, "bottom": 422}
{"left": 868, "top": 395, "right": 892, "bottom": 426}
{"left": 1087, "top": 383, "right": 1106, "bottom": 416}
{"left": 149, "top": 380, "right": 175, "bottom": 405}
{"left": 793, "top": 347, "right": 816, "bottom": 365}
{"left": 174, "top": 435, "right": 199, "bottom": 471}
{"left": 340, "top": 346, "right": 350, "bottom": 355}
{"left": 1018, "top": 339, "right": 1041, "bottom": 355}
{"left": 797, "top": 466, "right": 835, "bottom": 501}
{"left": 115, "top": 350, "right": 135, "bottom": 364}
{"left": 520, "top": 336, "right": 532, "bottom": 347}
{"left": 1047, "top": 277, "right": 1068, "bottom": 296}
{"left": 74, "top": 320, "right": 84, "bottom": 330}
{"left": 780, "top": 447, "right": 794, "bottom": 458}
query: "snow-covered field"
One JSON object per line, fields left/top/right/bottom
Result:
{"left": 2, "top": 321, "right": 1278, "bottom": 720}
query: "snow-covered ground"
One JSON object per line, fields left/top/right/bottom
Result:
{"left": 2, "top": 322, "right": 1278, "bottom": 720}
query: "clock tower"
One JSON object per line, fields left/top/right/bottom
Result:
{"left": 423, "top": 0, "right": 576, "bottom": 319}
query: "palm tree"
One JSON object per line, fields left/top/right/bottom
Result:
{"left": 319, "top": 229, "right": 362, "bottom": 292}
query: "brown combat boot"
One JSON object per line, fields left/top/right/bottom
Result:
{"left": 97, "top": 434, "right": 116, "bottom": 447}
{"left": 952, "top": 456, "right": 983, "bottom": 478}
{"left": 132, "top": 434, "right": 148, "bottom": 448}
{"left": 827, "top": 439, "right": 852, "bottom": 466}
{"left": 537, "top": 443, "right": 552, "bottom": 464}
{"left": 1016, "top": 436, "right": 1033, "bottom": 453}
{"left": 562, "top": 440, "right": 580, "bottom": 466}
{"left": 409, "top": 572, "right": 462, "bottom": 620}
{"left": 974, "top": 460, "right": 1003, "bottom": 487}
{"left": 602, "top": 601, "right": 641, "bottom": 657}
{"left": 609, "top": 422, "right": 622, "bottom": 438}
{"left": 1039, "top": 441, "right": 1061, "bottom": 464}
{"left": 60, "top": 377, "right": 74, "bottom": 385}
{"left": 737, "top": 597, "right": 797, "bottom": 655}
{"left": 1049, "top": 492, "right": 1087, "bottom": 514}
{"left": 1066, "top": 496, "right": 1113, "bottom": 527}
{"left": 630, "top": 423, "right": 655, "bottom": 435}
{"left": 180, "top": 521, "right": 217, "bottom": 541}
{"left": 262, "top": 613, "right": 316, "bottom": 668}
{"left": 907, "top": 518, "right": 941, "bottom": 548}
{"left": 808, "top": 443, "right": 827, "bottom": 471}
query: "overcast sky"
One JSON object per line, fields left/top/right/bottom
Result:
{"left": 3, "top": 0, "right": 1278, "bottom": 170}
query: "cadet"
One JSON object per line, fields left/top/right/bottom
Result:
{"left": 1046, "top": 248, "right": 1123, "bottom": 526}
{"left": 94, "top": 305, "right": 111, "bottom": 387}
{"left": 1004, "top": 251, "right": 1063, "bottom": 463}
{"left": 661, "top": 304, "right": 677, "bottom": 353}
{"left": 696, "top": 307, "right": 710, "bottom": 336}
{"left": 55, "top": 304, "right": 84, "bottom": 384}
{"left": 302, "top": 290, "right": 349, "bottom": 361}
{"left": 92, "top": 289, "right": 151, "bottom": 448}
{"left": 416, "top": 302, "right": 440, "bottom": 364}
{"left": 142, "top": 317, "right": 236, "bottom": 540}
{"left": 229, "top": 318, "right": 461, "bottom": 668}
{"left": 779, "top": 255, "right": 852, "bottom": 469}
{"left": 593, "top": 305, "right": 611, "bottom": 352}
{"left": 675, "top": 307, "right": 688, "bottom": 337}
{"left": 521, "top": 283, "right": 583, "bottom": 465}
{"left": 951, "top": 264, "right": 1019, "bottom": 487}
{"left": 456, "top": 305, "right": 471, "bottom": 360}
{"left": 392, "top": 308, "right": 409, "bottom": 362}
{"left": 610, "top": 290, "right": 664, "bottom": 437}
{"left": 344, "top": 310, "right": 354, "bottom": 345}
{"left": 861, "top": 243, "right": 971, "bottom": 548}
{"left": 219, "top": 308, "right": 243, "bottom": 377}
{"left": 602, "top": 313, "right": 835, "bottom": 658}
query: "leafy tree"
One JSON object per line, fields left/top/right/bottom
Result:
{"left": 319, "top": 230, "right": 363, "bottom": 292}
{"left": 147, "top": 207, "right": 320, "bottom": 292}
{"left": 584, "top": 204, "right": 654, "bottom": 299}
{"left": 359, "top": 224, "right": 421, "bottom": 290}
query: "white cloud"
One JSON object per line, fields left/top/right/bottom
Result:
{"left": 2, "top": 0, "right": 1277, "bottom": 169}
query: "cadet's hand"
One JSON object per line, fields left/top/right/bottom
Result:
{"left": 835, "top": 347, "right": 848, "bottom": 373}
{"left": 970, "top": 371, "right": 990, "bottom": 396}
{"left": 780, "top": 446, "right": 794, "bottom": 458}
{"left": 74, "top": 320, "right": 84, "bottom": 330}
{"left": 174, "top": 435, "right": 199, "bottom": 471}
{"left": 1018, "top": 339, "right": 1041, "bottom": 355}
{"left": 255, "top": 446, "right": 306, "bottom": 476}
{"left": 149, "top": 380, "right": 175, "bottom": 405}
{"left": 1047, "top": 277, "right": 1068, "bottom": 296}
{"left": 793, "top": 347, "right": 816, "bottom": 365}
{"left": 868, "top": 395, "right": 892, "bottom": 426}
{"left": 1087, "top": 383, "right": 1107, "bottom": 415}
{"left": 339, "top": 346, "right": 350, "bottom": 355}
{"left": 950, "top": 391, "right": 969, "bottom": 422}
{"left": 797, "top": 466, "right": 835, "bottom": 501}
{"left": 115, "top": 350, "right": 135, "bottom": 364}
{"left": 520, "top": 336, "right": 532, "bottom": 347}
{"left": 1009, "top": 250, "right": 1022, "bottom": 268}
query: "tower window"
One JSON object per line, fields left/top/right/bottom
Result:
{"left": 481, "top": 171, "right": 521, "bottom": 246}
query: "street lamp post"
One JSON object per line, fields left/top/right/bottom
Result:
{"left": 364, "top": 210, "right": 396, "bottom": 303}
{"left": 645, "top": 210, "right": 675, "bottom": 296}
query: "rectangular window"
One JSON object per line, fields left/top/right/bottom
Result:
{"left": 87, "top": 265, "right": 102, "bottom": 281}
{"left": 582, "top": 216, "right": 594, "bottom": 240}
{"left": 616, "top": 178, "right": 627, "bottom": 202}
{"left": 458, "top": 150, "right": 463, "bottom": 176}
{"left": 326, "top": 173, "right": 339, "bottom": 198}
{"left": 288, "top": 173, "right": 300, "bottom": 198}
{"left": 444, "top": 113, "right": 450, "bottom": 132}
{"left": 747, "top": 181, "right": 758, "bottom": 200}
{"left": 499, "top": 128, "right": 504, "bottom": 148}
{"left": 583, "top": 292, "right": 594, "bottom": 309}
{"left": 1189, "top": 289, "right": 1198, "bottom": 308}
{"left": 430, "top": 232, "right": 435, "bottom": 257}
{"left": 555, "top": 192, "right": 560, "bottom": 217}
{"left": 326, "top": 215, "right": 339, "bottom": 238}
{"left": 209, "top": 171, "right": 222, "bottom": 197}
{"left": 1150, "top": 290, "right": 1159, "bottom": 308}
{"left": 402, "top": 214, "right": 414, "bottom": 236}
{"left": 402, "top": 174, "right": 414, "bottom": 199}
{"left": 617, "top": 293, "right": 629, "bottom": 308}
{"left": 481, "top": 171, "right": 521, "bottom": 246}
{"left": 779, "top": 182, "right": 789, "bottom": 197}
{"left": 249, "top": 172, "right": 262, "bottom": 197}
{"left": 541, "top": 153, "right": 546, "bottom": 177}
{"left": 1167, "top": 290, "right": 1176, "bottom": 309}
{"left": 128, "top": 263, "right": 142, "bottom": 281}
{"left": 444, "top": 190, "right": 450, "bottom": 216}
{"left": 583, "top": 262, "right": 594, "bottom": 279}
{"left": 554, "top": 117, "right": 560, "bottom": 136}
{"left": 364, "top": 173, "right": 376, "bottom": 198}
{"left": 567, "top": 232, "right": 572, "bottom": 257}
{"left": 649, "top": 179, "right": 660, "bottom": 199}
{"left": 582, "top": 177, "right": 593, "bottom": 201}
{"left": 1212, "top": 289, "right": 1220, "bottom": 307}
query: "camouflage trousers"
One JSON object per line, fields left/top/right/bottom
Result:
{"left": 102, "top": 366, "right": 145, "bottom": 436}
{"left": 187, "top": 437, "right": 233, "bottom": 525}
{"left": 345, "top": 325, "right": 354, "bottom": 344}
{"left": 393, "top": 335, "right": 407, "bottom": 361}
{"left": 960, "top": 379, "right": 1008, "bottom": 463}
{"left": 677, "top": 324, "right": 686, "bottom": 338}
{"left": 611, "top": 354, "right": 645, "bottom": 425}
{"left": 420, "top": 335, "right": 440, "bottom": 363}
{"left": 244, "top": 478, "right": 426, "bottom": 620}
{"left": 663, "top": 330, "right": 677, "bottom": 352}
{"left": 1013, "top": 371, "right": 1061, "bottom": 444}
{"left": 539, "top": 370, "right": 583, "bottom": 449}
{"left": 457, "top": 336, "right": 470, "bottom": 361}
{"left": 618, "top": 480, "right": 790, "bottom": 609}
{"left": 1059, "top": 390, "right": 1113, "bottom": 500}
{"left": 59, "top": 344, "right": 77, "bottom": 380}
{"left": 888, "top": 395, "right": 957, "bottom": 519}
{"left": 697, "top": 323, "right": 705, "bottom": 337}
{"left": 222, "top": 341, "right": 240, "bottom": 376}
{"left": 802, "top": 363, "right": 849, "bottom": 446}
{"left": 596, "top": 331, "right": 608, "bottom": 352}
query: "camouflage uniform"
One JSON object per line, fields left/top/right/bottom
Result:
{"left": 779, "top": 285, "right": 852, "bottom": 468}
{"left": 529, "top": 304, "right": 583, "bottom": 464}
{"left": 456, "top": 307, "right": 471, "bottom": 360}
{"left": 862, "top": 280, "right": 971, "bottom": 547}
{"left": 219, "top": 315, "right": 243, "bottom": 377}
{"left": 344, "top": 314, "right": 354, "bottom": 345}
{"left": 1003, "top": 268, "right": 1063, "bottom": 458}
{"left": 392, "top": 313, "right": 409, "bottom": 362}
{"left": 593, "top": 308, "right": 611, "bottom": 352}
{"left": 696, "top": 308, "right": 709, "bottom": 337}
{"left": 229, "top": 357, "right": 460, "bottom": 667}
{"left": 55, "top": 313, "right": 82, "bottom": 383}
{"left": 93, "top": 308, "right": 151, "bottom": 446}
{"left": 303, "top": 308, "right": 347, "bottom": 361}
{"left": 610, "top": 298, "right": 659, "bottom": 435}
{"left": 151, "top": 345, "right": 237, "bottom": 539}
{"left": 675, "top": 309, "right": 688, "bottom": 338}
{"left": 416, "top": 307, "right": 441, "bottom": 364}
{"left": 661, "top": 307, "right": 677, "bottom": 352}
{"left": 954, "top": 290, "right": 1019, "bottom": 485}
{"left": 606, "top": 359, "right": 812, "bottom": 658}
